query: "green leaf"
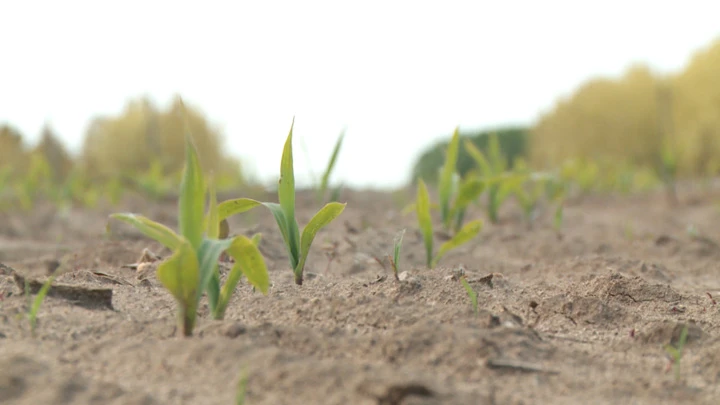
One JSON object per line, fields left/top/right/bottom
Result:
{"left": 251, "top": 233, "right": 262, "bottom": 246}
{"left": 197, "top": 238, "right": 234, "bottom": 306}
{"left": 295, "top": 202, "right": 346, "bottom": 283}
{"left": 156, "top": 240, "right": 200, "bottom": 335}
{"left": 261, "top": 202, "right": 296, "bottom": 269}
{"left": 226, "top": 235, "right": 270, "bottom": 295}
{"left": 318, "top": 130, "right": 345, "bottom": 202}
{"left": 439, "top": 127, "right": 460, "bottom": 228}
{"left": 464, "top": 140, "right": 492, "bottom": 176}
{"left": 108, "top": 213, "right": 182, "bottom": 250}
{"left": 178, "top": 130, "right": 206, "bottom": 250}
{"left": 416, "top": 179, "right": 434, "bottom": 267}
{"left": 432, "top": 219, "right": 482, "bottom": 267}
{"left": 488, "top": 133, "right": 505, "bottom": 172}
{"left": 206, "top": 175, "right": 221, "bottom": 239}
{"left": 453, "top": 177, "right": 485, "bottom": 211}
{"left": 29, "top": 271, "right": 58, "bottom": 335}
{"left": 278, "top": 119, "right": 301, "bottom": 264}
{"left": 217, "top": 198, "right": 263, "bottom": 221}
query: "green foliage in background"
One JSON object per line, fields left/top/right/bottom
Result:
{"left": 316, "top": 130, "right": 345, "bottom": 204}
{"left": 532, "top": 38, "right": 720, "bottom": 182}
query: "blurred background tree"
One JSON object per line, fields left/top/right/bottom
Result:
{"left": 528, "top": 37, "right": 720, "bottom": 182}
{"left": 672, "top": 37, "right": 720, "bottom": 176}
{"left": 0, "top": 124, "right": 29, "bottom": 177}
{"left": 80, "top": 95, "right": 246, "bottom": 186}
{"left": 31, "top": 125, "right": 73, "bottom": 182}
{"left": 529, "top": 64, "right": 662, "bottom": 171}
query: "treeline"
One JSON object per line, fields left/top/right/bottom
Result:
{"left": 0, "top": 96, "right": 247, "bottom": 188}
{"left": 413, "top": 36, "right": 720, "bottom": 185}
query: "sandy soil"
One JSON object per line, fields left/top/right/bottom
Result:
{"left": 2, "top": 186, "right": 720, "bottom": 405}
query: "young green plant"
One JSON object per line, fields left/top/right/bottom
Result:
{"left": 404, "top": 128, "right": 485, "bottom": 233}
{"left": 438, "top": 127, "right": 460, "bottom": 230}
{"left": 415, "top": 179, "right": 483, "bottom": 268}
{"left": 25, "top": 269, "right": 59, "bottom": 337}
{"left": 664, "top": 325, "right": 688, "bottom": 382}
{"left": 108, "top": 122, "right": 269, "bottom": 336}
{"left": 317, "top": 130, "right": 345, "bottom": 204}
{"left": 215, "top": 119, "right": 346, "bottom": 285}
{"left": 460, "top": 277, "right": 478, "bottom": 315}
{"left": 388, "top": 228, "right": 406, "bottom": 281}
{"left": 465, "top": 134, "right": 513, "bottom": 224}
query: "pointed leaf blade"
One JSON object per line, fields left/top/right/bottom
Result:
{"left": 217, "top": 198, "right": 263, "bottom": 221}
{"left": 416, "top": 179, "right": 434, "bottom": 267}
{"left": 295, "top": 202, "right": 346, "bottom": 279}
{"left": 226, "top": 235, "right": 270, "bottom": 295}
{"left": 206, "top": 174, "right": 220, "bottom": 239}
{"left": 433, "top": 219, "right": 483, "bottom": 267}
{"left": 156, "top": 240, "right": 199, "bottom": 311}
{"left": 278, "top": 120, "right": 301, "bottom": 262}
{"left": 178, "top": 128, "right": 206, "bottom": 250}
{"left": 108, "top": 213, "right": 182, "bottom": 250}
{"left": 454, "top": 177, "right": 485, "bottom": 211}
{"left": 318, "top": 130, "right": 345, "bottom": 202}
{"left": 439, "top": 127, "right": 460, "bottom": 227}
{"left": 464, "top": 140, "right": 492, "bottom": 176}
{"left": 196, "top": 238, "right": 234, "bottom": 304}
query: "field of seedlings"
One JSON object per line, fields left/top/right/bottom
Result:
{"left": 3, "top": 116, "right": 720, "bottom": 405}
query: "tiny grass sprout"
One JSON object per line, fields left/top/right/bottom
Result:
{"left": 664, "top": 325, "right": 688, "bottom": 382}
{"left": 460, "top": 277, "right": 478, "bottom": 315}
{"left": 216, "top": 119, "right": 346, "bottom": 285}
{"left": 317, "top": 130, "right": 345, "bottom": 204}
{"left": 236, "top": 365, "right": 250, "bottom": 405}
{"left": 388, "top": 229, "right": 406, "bottom": 281}
{"left": 108, "top": 107, "right": 270, "bottom": 336}
{"left": 415, "top": 179, "right": 483, "bottom": 268}
{"left": 26, "top": 270, "right": 59, "bottom": 337}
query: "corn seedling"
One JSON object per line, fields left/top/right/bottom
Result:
{"left": 664, "top": 325, "right": 688, "bottom": 382}
{"left": 415, "top": 179, "right": 483, "bottom": 268}
{"left": 460, "top": 277, "right": 478, "bottom": 315}
{"left": 438, "top": 128, "right": 461, "bottom": 230}
{"left": 317, "top": 130, "right": 345, "bottom": 204}
{"left": 215, "top": 119, "right": 346, "bottom": 285}
{"left": 388, "top": 229, "right": 406, "bottom": 281}
{"left": 108, "top": 116, "right": 270, "bottom": 336}
{"left": 405, "top": 128, "right": 485, "bottom": 233}
{"left": 26, "top": 269, "right": 59, "bottom": 337}
{"left": 465, "top": 134, "right": 513, "bottom": 224}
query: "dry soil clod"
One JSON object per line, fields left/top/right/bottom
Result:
{"left": 12, "top": 271, "right": 113, "bottom": 311}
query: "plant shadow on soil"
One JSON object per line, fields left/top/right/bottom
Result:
{"left": 2, "top": 187, "right": 720, "bottom": 404}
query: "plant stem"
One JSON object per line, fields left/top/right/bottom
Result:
{"left": 179, "top": 307, "right": 194, "bottom": 337}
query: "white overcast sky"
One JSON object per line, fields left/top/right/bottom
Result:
{"left": 1, "top": 1, "right": 719, "bottom": 189}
